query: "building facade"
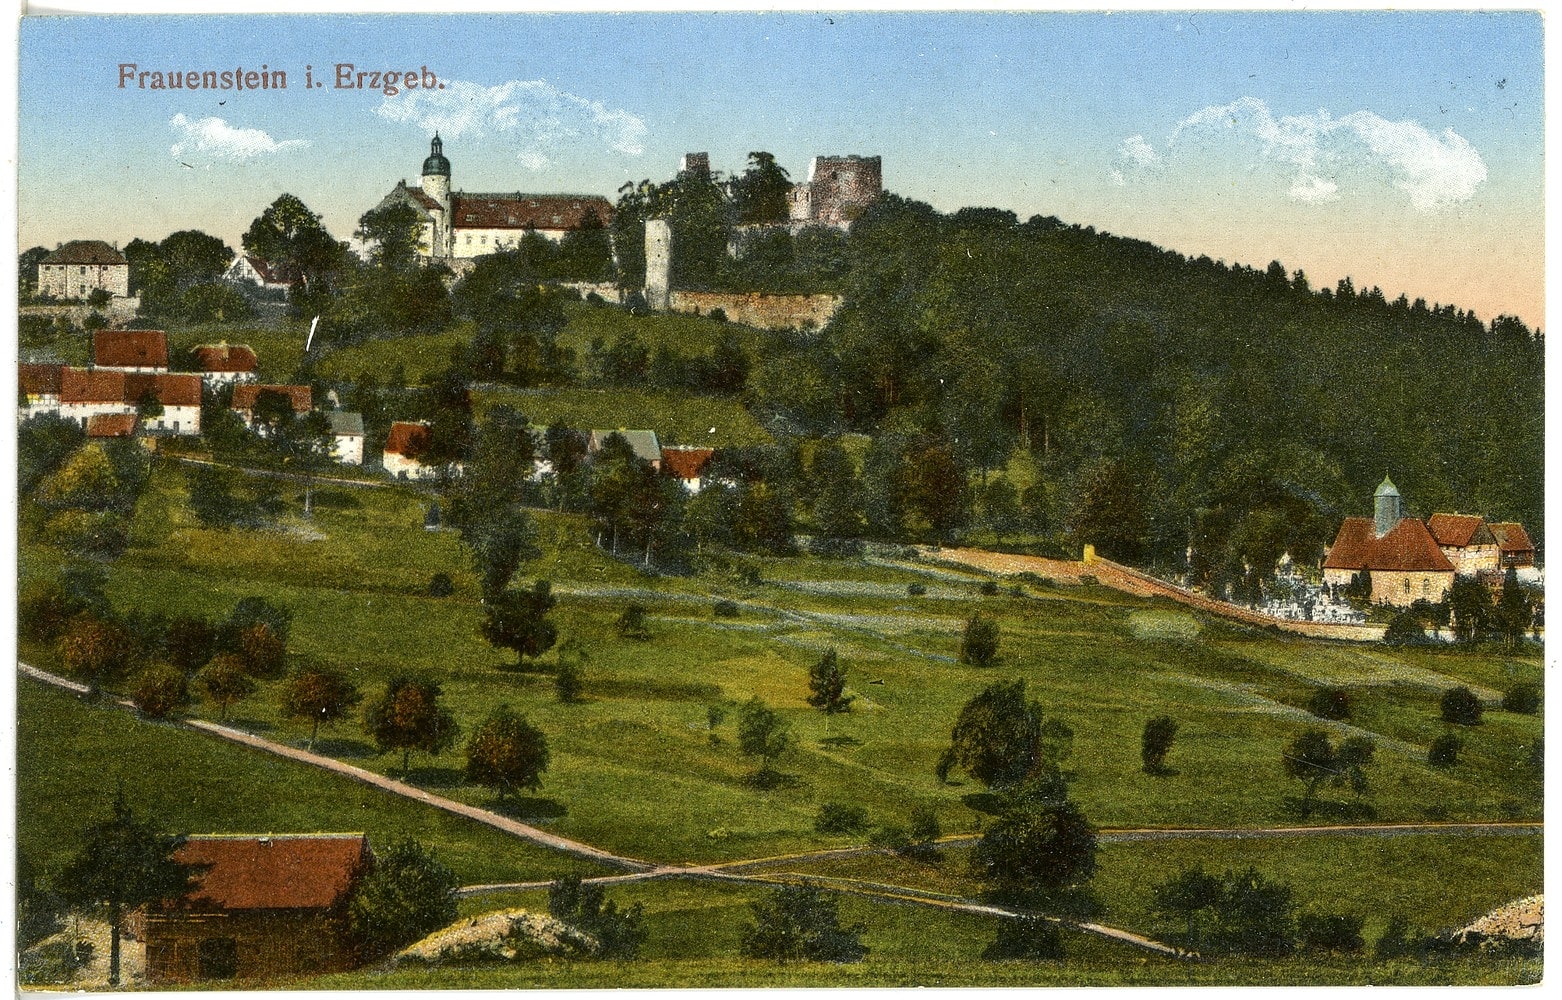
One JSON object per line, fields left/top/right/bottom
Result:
{"left": 37, "top": 240, "right": 130, "bottom": 299}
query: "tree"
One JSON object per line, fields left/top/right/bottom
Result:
{"left": 737, "top": 696, "right": 793, "bottom": 779}
{"left": 131, "top": 664, "right": 190, "bottom": 719}
{"left": 970, "top": 799, "right": 1098, "bottom": 905}
{"left": 1447, "top": 578, "right": 1493, "bottom": 643}
{"left": 1501, "top": 682, "right": 1542, "bottom": 715}
{"left": 1440, "top": 686, "right": 1483, "bottom": 726}
{"left": 281, "top": 665, "right": 362, "bottom": 749}
{"left": 960, "top": 614, "right": 1001, "bottom": 665}
{"left": 1493, "top": 567, "right": 1534, "bottom": 650}
{"left": 59, "top": 617, "right": 137, "bottom": 693}
{"left": 57, "top": 793, "right": 203, "bottom": 985}
{"left": 1150, "top": 865, "right": 1225, "bottom": 951}
{"left": 548, "top": 874, "right": 647, "bottom": 958}
{"left": 616, "top": 602, "right": 651, "bottom": 641}
{"left": 242, "top": 193, "right": 346, "bottom": 301}
{"left": 1281, "top": 728, "right": 1375, "bottom": 817}
{"left": 937, "top": 679, "right": 1069, "bottom": 789}
{"left": 740, "top": 882, "right": 867, "bottom": 962}
{"left": 464, "top": 705, "right": 550, "bottom": 800}
{"left": 1209, "top": 868, "right": 1296, "bottom": 957}
{"left": 1306, "top": 687, "right": 1352, "bottom": 721}
{"left": 1140, "top": 716, "right": 1178, "bottom": 774}
{"left": 1297, "top": 910, "right": 1366, "bottom": 954}
{"left": 364, "top": 676, "right": 460, "bottom": 775}
{"left": 355, "top": 201, "right": 425, "bottom": 271}
{"left": 732, "top": 151, "right": 792, "bottom": 225}
{"left": 1427, "top": 733, "right": 1462, "bottom": 769}
{"left": 481, "top": 579, "right": 559, "bottom": 668}
{"left": 345, "top": 838, "right": 458, "bottom": 959}
{"left": 19, "top": 244, "right": 50, "bottom": 291}
{"left": 198, "top": 653, "right": 257, "bottom": 721}
{"left": 806, "top": 647, "right": 854, "bottom": 714}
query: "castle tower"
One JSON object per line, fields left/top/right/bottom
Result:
{"left": 644, "top": 219, "right": 673, "bottom": 311}
{"left": 1374, "top": 474, "right": 1403, "bottom": 537}
{"left": 419, "top": 134, "right": 452, "bottom": 258}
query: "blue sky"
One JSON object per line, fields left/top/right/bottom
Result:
{"left": 17, "top": 10, "right": 1544, "bottom": 326}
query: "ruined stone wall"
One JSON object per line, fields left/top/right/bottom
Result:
{"left": 666, "top": 289, "right": 841, "bottom": 332}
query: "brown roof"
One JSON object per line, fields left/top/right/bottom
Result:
{"left": 451, "top": 193, "right": 612, "bottom": 231}
{"left": 169, "top": 834, "right": 370, "bottom": 912}
{"left": 86, "top": 413, "right": 139, "bottom": 438}
{"left": 385, "top": 421, "right": 431, "bottom": 459}
{"left": 20, "top": 363, "right": 64, "bottom": 397}
{"left": 1324, "top": 516, "right": 1455, "bottom": 573}
{"left": 1490, "top": 522, "right": 1536, "bottom": 555}
{"left": 127, "top": 373, "right": 203, "bottom": 408}
{"left": 60, "top": 367, "right": 127, "bottom": 404}
{"left": 661, "top": 447, "right": 714, "bottom": 480}
{"left": 1426, "top": 513, "right": 1492, "bottom": 548}
{"left": 42, "top": 240, "right": 127, "bottom": 266}
{"left": 232, "top": 383, "right": 312, "bottom": 415}
{"left": 192, "top": 343, "right": 259, "bottom": 374}
{"left": 407, "top": 188, "right": 442, "bottom": 212}
{"left": 94, "top": 330, "right": 169, "bottom": 369}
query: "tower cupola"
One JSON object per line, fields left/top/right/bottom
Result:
{"left": 421, "top": 134, "right": 450, "bottom": 177}
{"left": 1374, "top": 474, "right": 1403, "bottom": 537}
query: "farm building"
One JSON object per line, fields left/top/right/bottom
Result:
{"left": 191, "top": 343, "right": 260, "bottom": 386}
{"left": 93, "top": 329, "right": 169, "bottom": 374}
{"left": 1426, "top": 513, "right": 1502, "bottom": 578}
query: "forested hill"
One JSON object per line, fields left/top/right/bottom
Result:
{"left": 749, "top": 194, "right": 1544, "bottom": 571}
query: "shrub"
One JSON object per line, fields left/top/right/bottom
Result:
{"left": 960, "top": 613, "right": 1001, "bottom": 665}
{"left": 616, "top": 602, "right": 651, "bottom": 641}
{"left": 815, "top": 802, "right": 869, "bottom": 834}
{"left": 868, "top": 825, "right": 911, "bottom": 851}
{"left": 740, "top": 883, "right": 867, "bottom": 962}
{"left": 708, "top": 307, "right": 728, "bottom": 323}
{"left": 1440, "top": 686, "right": 1483, "bottom": 726}
{"left": 713, "top": 599, "right": 740, "bottom": 618}
{"left": 1382, "top": 611, "right": 1427, "bottom": 646}
{"left": 346, "top": 838, "right": 459, "bottom": 959}
{"left": 237, "top": 622, "right": 286, "bottom": 678}
{"left": 1306, "top": 687, "right": 1352, "bottom": 721}
{"left": 909, "top": 805, "right": 941, "bottom": 849}
{"left": 132, "top": 665, "right": 189, "bottom": 719}
{"left": 1501, "top": 683, "right": 1542, "bottom": 715}
{"left": 18, "top": 579, "right": 74, "bottom": 644}
{"left": 1297, "top": 910, "right": 1366, "bottom": 953}
{"left": 983, "top": 916, "right": 1064, "bottom": 960}
{"left": 1375, "top": 914, "right": 1432, "bottom": 960}
{"left": 548, "top": 874, "right": 647, "bottom": 959}
{"left": 555, "top": 661, "right": 584, "bottom": 703}
{"left": 428, "top": 573, "right": 455, "bottom": 598}
{"left": 907, "top": 582, "right": 927, "bottom": 597}
{"left": 1140, "top": 716, "right": 1178, "bottom": 774}
{"left": 1427, "top": 733, "right": 1462, "bottom": 769}
{"left": 41, "top": 510, "right": 129, "bottom": 557}
{"left": 979, "top": 580, "right": 1000, "bottom": 597}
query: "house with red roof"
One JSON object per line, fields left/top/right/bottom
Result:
{"left": 224, "top": 256, "right": 296, "bottom": 292}
{"left": 231, "top": 384, "right": 313, "bottom": 429}
{"left": 86, "top": 413, "right": 140, "bottom": 439}
{"left": 662, "top": 445, "right": 716, "bottom": 493}
{"left": 1426, "top": 513, "right": 1501, "bottom": 577}
{"left": 54, "top": 368, "right": 202, "bottom": 436}
{"left": 19, "top": 362, "right": 65, "bottom": 419}
{"left": 1321, "top": 476, "right": 1455, "bottom": 607}
{"left": 191, "top": 343, "right": 260, "bottom": 386}
{"left": 93, "top": 329, "right": 169, "bottom": 373}
{"left": 1490, "top": 523, "right": 1537, "bottom": 570}
{"left": 383, "top": 420, "right": 442, "bottom": 479}
{"left": 38, "top": 240, "right": 129, "bottom": 299}
{"left": 140, "top": 833, "right": 371, "bottom": 984}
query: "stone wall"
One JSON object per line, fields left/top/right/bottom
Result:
{"left": 20, "top": 298, "right": 141, "bottom": 325}
{"left": 666, "top": 289, "right": 841, "bottom": 331}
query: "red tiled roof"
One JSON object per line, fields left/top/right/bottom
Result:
{"left": 385, "top": 421, "right": 431, "bottom": 459}
{"left": 1490, "top": 522, "right": 1536, "bottom": 555}
{"left": 407, "top": 188, "right": 442, "bottom": 212}
{"left": 1324, "top": 516, "right": 1454, "bottom": 573}
{"left": 451, "top": 193, "right": 612, "bottom": 231}
{"left": 127, "top": 373, "right": 203, "bottom": 409}
{"left": 232, "top": 383, "right": 312, "bottom": 415}
{"left": 42, "top": 240, "right": 127, "bottom": 266}
{"left": 1426, "top": 513, "right": 1488, "bottom": 548}
{"left": 20, "top": 363, "right": 64, "bottom": 397}
{"left": 169, "top": 834, "right": 369, "bottom": 912}
{"left": 60, "top": 367, "right": 127, "bottom": 404}
{"left": 192, "top": 343, "right": 259, "bottom": 374}
{"left": 86, "top": 413, "right": 139, "bottom": 438}
{"left": 661, "top": 447, "right": 714, "bottom": 480}
{"left": 94, "top": 330, "right": 169, "bottom": 369}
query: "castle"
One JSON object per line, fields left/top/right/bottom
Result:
{"left": 375, "top": 135, "right": 615, "bottom": 261}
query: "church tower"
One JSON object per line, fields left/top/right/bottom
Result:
{"left": 421, "top": 133, "right": 452, "bottom": 256}
{"left": 1374, "top": 474, "right": 1403, "bottom": 537}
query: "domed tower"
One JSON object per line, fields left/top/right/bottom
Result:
{"left": 1374, "top": 474, "right": 1403, "bottom": 537}
{"left": 420, "top": 134, "right": 451, "bottom": 213}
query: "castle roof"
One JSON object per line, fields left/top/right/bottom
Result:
{"left": 422, "top": 134, "right": 450, "bottom": 178}
{"left": 167, "top": 834, "right": 370, "bottom": 913}
{"left": 451, "top": 193, "right": 612, "bottom": 232}
{"left": 1324, "top": 517, "right": 1454, "bottom": 574}
{"left": 43, "top": 240, "right": 126, "bottom": 266}
{"left": 94, "top": 329, "right": 169, "bottom": 369}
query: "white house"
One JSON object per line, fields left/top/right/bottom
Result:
{"left": 38, "top": 241, "right": 130, "bottom": 300}
{"left": 383, "top": 420, "right": 440, "bottom": 479}
{"left": 328, "top": 411, "right": 365, "bottom": 466}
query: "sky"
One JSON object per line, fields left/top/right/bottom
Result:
{"left": 15, "top": 9, "right": 1546, "bottom": 328}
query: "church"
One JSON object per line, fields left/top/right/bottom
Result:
{"left": 375, "top": 135, "right": 614, "bottom": 261}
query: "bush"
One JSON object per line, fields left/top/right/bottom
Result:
{"left": 979, "top": 580, "right": 1000, "bottom": 596}
{"left": 1297, "top": 910, "right": 1366, "bottom": 953}
{"left": 132, "top": 665, "right": 190, "bottom": 719}
{"left": 907, "top": 582, "right": 927, "bottom": 597}
{"left": 983, "top": 916, "right": 1064, "bottom": 960}
{"left": 713, "top": 599, "right": 740, "bottom": 618}
{"left": 616, "top": 602, "right": 651, "bottom": 641}
{"left": 347, "top": 838, "right": 459, "bottom": 958}
{"left": 1374, "top": 914, "right": 1433, "bottom": 960}
{"left": 1382, "top": 611, "right": 1428, "bottom": 646}
{"left": 1306, "top": 687, "right": 1352, "bottom": 721}
{"left": 428, "top": 573, "right": 455, "bottom": 598}
{"left": 708, "top": 307, "right": 728, "bottom": 323}
{"left": 548, "top": 874, "right": 647, "bottom": 959}
{"left": 1440, "top": 686, "right": 1483, "bottom": 726}
{"left": 1427, "top": 733, "right": 1462, "bottom": 769}
{"left": 814, "top": 802, "right": 869, "bottom": 834}
{"left": 1141, "top": 716, "right": 1178, "bottom": 774}
{"left": 739, "top": 883, "right": 867, "bottom": 962}
{"left": 868, "top": 824, "right": 910, "bottom": 851}
{"left": 1501, "top": 683, "right": 1542, "bottom": 715}
{"left": 555, "top": 661, "right": 583, "bottom": 703}
{"left": 909, "top": 805, "right": 941, "bottom": 849}
{"left": 41, "top": 510, "right": 129, "bottom": 557}
{"left": 960, "top": 613, "right": 1001, "bottom": 665}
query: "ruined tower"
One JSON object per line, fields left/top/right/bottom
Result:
{"left": 644, "top": 218, "right": 673, "bottom": 311}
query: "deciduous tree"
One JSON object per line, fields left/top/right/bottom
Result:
{"left": 364, "top": 676, "right": 460, "bottom": 775}
{"left": 282, "top": 665, "right": 363, "bottom": 749}
{"left": 806, "top": 647, "right": 854, "bottom": 715}
{"left": 464, "top": 706, "right": 550, "bottom": 800}
{"left": 740, "top": 882, "right": 867, "bottom": 962}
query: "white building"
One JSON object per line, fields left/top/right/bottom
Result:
{"left": 328, "top": 411, "right": 365, "bottom": 466}
{"left": 38, "top": 241, "right": 130, "bottom": 300}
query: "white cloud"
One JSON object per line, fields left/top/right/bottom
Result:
{"left": 374, "top": 78, "right": 647, "bottom": 171}
{"left": 168, "top": 113, "right": 307, "bottom": 161}
{"left": 1113, "top": 97, "right": 1486, "bottom": 212}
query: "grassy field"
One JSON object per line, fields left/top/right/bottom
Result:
{"left": 471, "top": 386, "right": 772, "bottom": 447}
{"left": 553, "top": 300, "right": 770, "bottom": 355}
{"left": 15, "top": 448, "right": 1544, "bottom": 987}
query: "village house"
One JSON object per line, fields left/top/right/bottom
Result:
{"left": 383, "top": 420, "right": 439, "bottom": 479}
{"left": 52, "top": 367, "right": 202, "bottom": 436}
{"left": 140, "top": 833, "right": 371, "bottom": 984}
{"left": 37, "top": 240, "right": 130, "bottom": 300}
{"left": 588, "top": 429, "right": 662, "bottom": 471}
{"left": 661, "top": 445, "right": 715, "bottom": 492}
{"left": 327, "top": 411, "right": 366, "bottom": 465}
{"left": 1491, "top": 522, "right": 1537, "bottom": 569}
{"left": 1426, "top": 513, "right": 1502, "bottom": 578}
{"left": 230, "top": 384, "right": 313, "bottom": 428}
{"left": 19, "top": 363, "right": 64, "bottom": 420}
{"left": 86, "top": 413, "right": 140, "bottom": 439}
{"left": 1321, "top": 476, "right": 1455, "bottom": 607}
{"left": 93, "top": 329, "right": 169, "bottom": 374}
{"left": 224, "top": 255, "right": 295, "bottom": 292}
{"left": 191, "top": 343, "right": 260, "bottom": 386}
